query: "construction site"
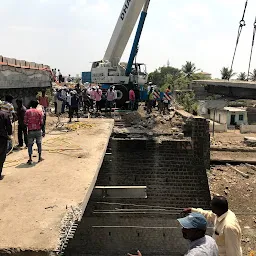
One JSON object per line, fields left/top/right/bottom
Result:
{"left": 1, "top": 0, "right": 256, "bottom": 255}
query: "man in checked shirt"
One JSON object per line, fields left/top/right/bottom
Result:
{"left": 24, "top": 100, "right": 44, "bottom": 165}
{"left": 184, "top": 196, "right": 242, "bottom": 256}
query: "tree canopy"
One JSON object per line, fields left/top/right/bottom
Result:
{"left": 237, "top": 72, "right": 247, "bottom": 81}
{"left": 220, "top": 67, "right": 235, "bottom": 80}
{"left": 148, "top": 61, "right": 210, "bottom": 91}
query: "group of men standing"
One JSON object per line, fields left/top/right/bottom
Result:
{"left": 0, "top": 92, "right": 48, "bottom": 179}
{"left": 147, "top": 85, "right": 172, "bottom": 114}
{"left": 53, "top": 84, "right": 120, "bottom": 119}
{"left": 130, "top": 196, "right": 242, "bottom": 256}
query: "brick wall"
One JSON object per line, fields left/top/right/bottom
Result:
{"left": 65, "top": 117, "right": 211, "bottom": 256}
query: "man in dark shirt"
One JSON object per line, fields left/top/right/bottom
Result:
{"left": 68, "top": 91, "right": 80, "bottom": 122}
{"left": 16, "top": 99, "right": 28, "bottom": 148}
{"left": 0, "top": 101, "right": 12, "bottom": 180}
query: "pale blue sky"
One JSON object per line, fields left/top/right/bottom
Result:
{"left": 0, "top": 0, "right": 256, "bottom": 78}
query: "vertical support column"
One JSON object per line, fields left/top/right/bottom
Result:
{"left": 192, "top": 117, "right": 210, "bottom": 170}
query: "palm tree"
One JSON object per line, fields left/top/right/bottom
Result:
{"left": 182, "top": 61, "right": 197, "bottom": 78}
{"left": 249, "top": 69, "right": 256, "bottom": 81}
{"left": 237, "top": 72, "right": 247, "bottom": 81}
{"left": 220, "top": 67, "right": 235, "bottom": 80}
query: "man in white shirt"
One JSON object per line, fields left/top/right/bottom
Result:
{"left": 129, "top": 213, "right": 218, "bottom": 256}
{"left": 184, "top": 196, "right": 242, "bottom": 256}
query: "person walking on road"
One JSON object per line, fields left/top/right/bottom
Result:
{"left": 0, "top": 101, "right": 12, "bottom": 180}
{"left": 16, "top": 99, "right": 28, "bottom": 148}
{"left": 129, "top": 213, "right": 218, "bottom": 256}
{"left": 183, "top": 196, "right": 242, "bottom": 256}
{"left": 24, "top": 100, "right": 44, "bottom": 165}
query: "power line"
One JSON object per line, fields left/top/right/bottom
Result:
{"left": 247, "top": 17, "right": 256, "bottom": 80}
{"left": 230, "top": 0, "right": 248, "bottom": 78}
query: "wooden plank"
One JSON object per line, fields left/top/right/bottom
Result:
{"left": 226, "top": 164, "right": 249, "bottom": 178}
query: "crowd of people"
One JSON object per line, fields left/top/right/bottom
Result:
{"left": 146, "top": 85, "right": 172, "bottom": 115}
{"left": 0, "top": 93, "right": 49, "bottom": 179}
{"left": 52, "top": 84, "right": 139, "bottom": 120}
{"left": 129, "top": 196, "right": 242, "bottom": 256}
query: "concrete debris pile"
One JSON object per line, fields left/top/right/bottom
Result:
{"left": 244, "top": 137, "right": 256, "bottom": 147}
{"left": 115, "top": 110, "right": 186, "bottom": 137}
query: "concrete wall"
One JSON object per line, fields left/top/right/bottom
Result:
{"left": 65, "top": 118, "right": 211, "bottom": 256}
{"left": 0, "top": 65, "right": 51, "bottom": 90}
{"left": 210, "top": 109, "right": 227, "bottom": 124}
{"left": 247, "top": 107, "right": 256, "bottom": 125}
{"left": 240, "top": 124, "right": 256, "bottom": 133}
{"left": 208, "top": 120, "right": 227, "bottom": 132}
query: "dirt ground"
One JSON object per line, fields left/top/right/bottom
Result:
{"left": 0, "top": 118, "right": 113, "bottom": 252}
{"left": 210, "top": 130, "right": 256, "bottom": 163}
{"left": 209, "top": 165, "right": 256, "bottom": 254}
{"left": 211, "top": 130, "right": 256, "bottom": 148}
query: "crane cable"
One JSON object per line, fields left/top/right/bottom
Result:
{"left": 247, "top": 17, "right": 256, "bottom": 80}
{"left": 230, "top": 0, "right": 248, "bottom": 78}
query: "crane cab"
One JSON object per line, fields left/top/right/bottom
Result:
{"left": 91, "top": 61, "right": 129, "bottom": 85}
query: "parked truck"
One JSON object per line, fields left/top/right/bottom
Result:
{"left": 0, "top": 55, "right": 52, "bottom": 106}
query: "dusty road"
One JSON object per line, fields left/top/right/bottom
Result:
{"left": 0, "top": 118, "right": 113, "bottom": 253}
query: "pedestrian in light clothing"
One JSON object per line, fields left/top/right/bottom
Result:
{"left": 0, "top": 95, "right": 15, "bottom": 152}
{"left": 0, "top": 101, "right": 12, "bottom": 180}
{"left": 0, "top": 95, "right": 15, "bottom": 121}
{"left": 24, "top": 100, "right": 44, "bottom": 165}
{"left": 105, "top": 87, "right": 116, "bottom": 113}
{"left": 129, "top": 213, "right": 218, "bottom": 256}
{"left": 94, "top": 86, "right": 102, "bottom": 112}
{"left": 129, "top": 88, "right": 135, "bottom": 111}
{"left": 38, "top": 91, "right": 49, "bottom": 137}
{"left": 184, "top": 196, "right": 242, "bottom": 256}
{"left": 16, "top": 99, "right": 28, "bottom": 148}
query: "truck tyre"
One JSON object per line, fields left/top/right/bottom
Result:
{"left": 114, "top": 84, "right": 128, "bottom": 108}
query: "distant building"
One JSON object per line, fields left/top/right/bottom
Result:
{"left": 196, "top": 72, "right": 212, "bottom": 79}
{"left": 209, "top": 107, "right": 248, "bottom": 127}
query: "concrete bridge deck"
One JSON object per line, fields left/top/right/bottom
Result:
{"left": 192, "top": 79, "right": 256, "bottom": 100}
{"left": 0, "top": 119, "right": 114, "bottom": 254}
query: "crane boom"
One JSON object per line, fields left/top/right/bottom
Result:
{"left": 103, "top": 0, "right": 147, "bottom": 65}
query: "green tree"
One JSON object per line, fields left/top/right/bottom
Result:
{"left": 249, "top": 69, "right": 256, "bottom": 81}
{"left": 177, "top": 91, "right": 198, "bottom": 113}
{"left": 182, "top": 61, "right": 198, "bottom": 79}
{"left": 220, "top": 67, "right": 235, "bottom": 80}
{"left": 237, "top": 72, "right": 247, "bottom": 81}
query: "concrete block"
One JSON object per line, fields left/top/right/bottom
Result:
{"left": 29, "top": 62, "right": 36, "bottom": 69}
{"left": 20, "top": 60, "right": 27, "bottom": 68}
{"left": 2, "top": 57, "right": 8, "bottom": 64}
{"left": 38, "top": 64, "right": 44, "bottom": 69}
{"left": 16, "top": 59, "right": 21, "bottom": 67}
{"left": 7, "top": 58, "right": 16, "bottom": 66}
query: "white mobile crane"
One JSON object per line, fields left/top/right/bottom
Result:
{"left": 89, "top": 0, "right": 151, "bottom": 107}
